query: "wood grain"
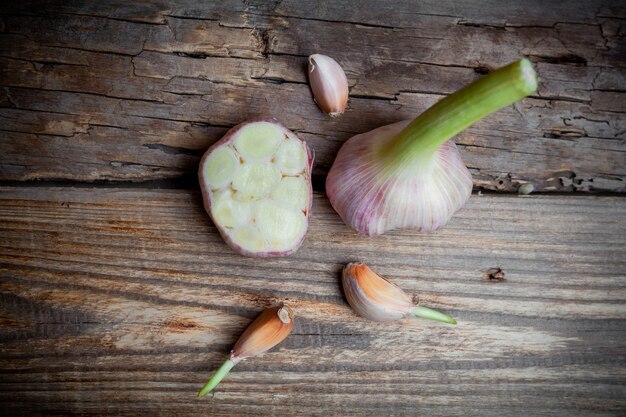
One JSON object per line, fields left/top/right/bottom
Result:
{"left": 0, "top": 0, "right": 625, "bottom": 191}
{"left": 1, "top": 1, "right": 625, "bottom": 416}
{"left": 0, "top": 187, "right": 625, "bottom": 416}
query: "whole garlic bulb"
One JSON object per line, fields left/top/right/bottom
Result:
{"left": 326, "top": 59, "right": 538, "bottom": 236}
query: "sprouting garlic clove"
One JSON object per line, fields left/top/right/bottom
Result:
{"left": 198, "top": 306, "right": 294, "bottom": 397}
{"left": 343, "top": 262, "right": 414, "bottom": 321}
{"left": 342, "top": 262, "right": 457, "bottom": 324}
{"left": 231, "top": 306, "right": 294, "bottom": 361}
{"left": 308, "top": 54, "right": 349, "bottom": 117}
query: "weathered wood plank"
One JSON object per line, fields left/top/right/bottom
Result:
{"left": 270, "top": 0, "right": 626, "bottom": 28}
{"left": 0, "top": 187, "right": 625, "bottom": 416}
{"left": 4, "top": 0, "right": 625, "bottom": 28}
{"left": 0, "top": 1, "right": 625, "bottom": 191}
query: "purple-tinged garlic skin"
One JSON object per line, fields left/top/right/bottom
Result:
{"left": 326, "top": 120, "right": 472, "bottom": 236}
{"left": 308, "top": 54, "right": 349, "bottom": 117}
{"left": 198, "top": 118, "right": 314, "bottom": 257}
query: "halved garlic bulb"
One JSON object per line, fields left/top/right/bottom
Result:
{"left": 199, "top": 118, "right": 313, "bottom": 257}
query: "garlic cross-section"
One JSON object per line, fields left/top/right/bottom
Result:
{"left": 199, "top": 119, "right": 313, "bottom": 257}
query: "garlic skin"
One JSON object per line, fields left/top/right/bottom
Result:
{"left": 327, "top": 120, "right": 472, "bottom": 236}
{"left": 342, "top": 262, "right": 456, "bottom": 324}
{"left": 308, "top": 54, "right": 349, "bottom": 117}
{"left": 198, "top": 306, "right": 294, "bottom": 397}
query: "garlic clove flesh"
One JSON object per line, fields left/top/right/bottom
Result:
{"left": 308, "top": 54, "right": 349, "bottom": 117}
{"left": 199, "top": 118, "right": 314, "bottom": 257}
{"left": 342, "top": 262, "right": 456, "bottom": 324}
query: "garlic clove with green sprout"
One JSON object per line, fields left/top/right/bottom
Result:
{"left": 342, "top": 262, "right": 456, "bottom": 324}
{"left": 308, "top": 54, "right": 349, "bottom": 117}
{"left": 198, "top": 306, "right": 294, "bottom": 397}
{"left": 326, "top": 59, "right": 538, "bottom": 236}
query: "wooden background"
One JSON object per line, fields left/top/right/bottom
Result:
{"left": 1, "top": 0, "right": 625, "bottom": 415}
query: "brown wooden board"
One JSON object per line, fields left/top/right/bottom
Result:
{"left": 1, "top": 1, "right": 626, "bottom": 416}
{"left": 0, "top": 187, "right": 625, "bottom": 416}
{"left": 0, "top": 0, "right": 625, "bottom": 191}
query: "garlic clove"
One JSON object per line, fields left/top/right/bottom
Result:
{"left": 198, "top": 306, "right": 294, "bottom": 397}
{"left": 308, "top": 54, "right": 349, "bottom": 117}
{"left": 326, "top": 59, "right": 537, "bottom": 236}
{"left": 231, "top": 306, "right": 294, "bottom": 361}
{"left": 342, "top": 262, "right": 456, "bottom": 324}
{"left": 343, "top": 262, "right": 414, "bottom": 321}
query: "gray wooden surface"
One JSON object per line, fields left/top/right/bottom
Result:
{"left": 1, "top": 0, "right": 625, "bottom": 416}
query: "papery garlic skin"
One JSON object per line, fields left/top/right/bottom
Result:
{"left": 327, "top": 120, "right": 472, "bottom": 236}
{"left": 343, "top": 262, "right": 415, "bottom": 321}
{"left": 308, "top": 54, "right": 349, "bottom": 117}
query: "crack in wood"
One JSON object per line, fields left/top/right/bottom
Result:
{"left": 250, "top": 75, "right": 307, "bottom": 85}
{"left": 247, "top": 11, "right": 398, "bottom": 29}
{"left": 3, "top": 85, "right": 165, "bottom": 104}
{"left": 142, "top": 143, "right": 203, "bottom": 156}
{"left": 53, "top": 11, "right": 170, "bottom": 26}
{"left": 530, "top": 53, "right": 588, "bottom": 66}
{"left": 456, "top": 21, "right": 507, "bottom": 30}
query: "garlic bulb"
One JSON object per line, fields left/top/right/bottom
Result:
{"left": 308, "top": 54, "right": 349, "bottom": 117}
{"left": 199, "top": 118, "right": 313, "bottom": 257}
{"left": 342, "top": 262, "right": 456, "bottom": 324}
{"left": 326, "top": 59, "right": 538, "bottom": 236}
{"left": 328, "top": 121, "right": 472, "bottom": 236}
{"left": 198, "top": 306, "right": 294, "bottom": 397}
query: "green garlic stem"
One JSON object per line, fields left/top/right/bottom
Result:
{"left": 411, "top": 306, "right": 457, "bottom": 325}
{"left": 197, "top": 359, "right": 236, "bottom": 398}
{"left": 387, "top": 58, "right": 538, "bottom": 166}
